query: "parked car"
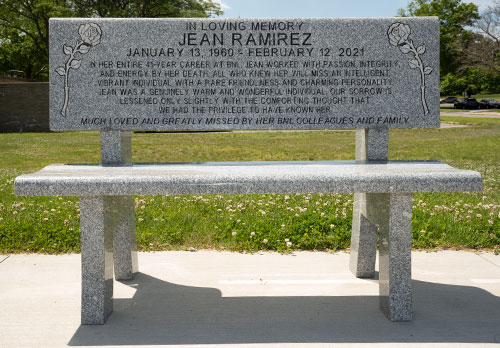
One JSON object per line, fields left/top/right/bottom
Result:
{"left": 440, "top": 96, "right": 458, "bottom": 104}
{"left": 454, "top": 98, "right": 479, "bottom": 109}
{"left": 478, "top": 99, "right": 500, "bottom": 109}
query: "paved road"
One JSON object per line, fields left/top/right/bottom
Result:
{"left": 441, "top": 109, "right": 500, "bottom": 118}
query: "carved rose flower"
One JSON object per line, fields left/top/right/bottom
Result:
{"left": 79, "top": 23, "right": 102, "bottom": 46}
{"left": 387, "top": 22, "right": 411, "bottom": 46}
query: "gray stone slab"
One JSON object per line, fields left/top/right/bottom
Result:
{"left": 350, "top": 128, "right": 389, "bottom": 278}
{"left": 376, "top": 193, "right": 413, "bottom": 321}
{"left": 14, "top": 161, "right": 482, "bottom": 196}
{"left": 355, "top": 128, "right": 389, "bottom": 161}
{"left": 111, "top": 195, "right": 138, "bottom": 281}
{"left": 100, "top": 130, "right": 138, "bottom": 281}
{"left": 349, "top": 193, "right": 378, "bottom": 278}
{"left": 80, "top": 196, "right": 113, "bottom": 324}
{"left": 100, "top": 130, "right": 132, "bottom": 165}
{"left": 49, "top": 17, "right": 440, "bottom": 131}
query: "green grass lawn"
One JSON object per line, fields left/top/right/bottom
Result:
{"left": 1, "top": 120, "right": 499, "bottom": 254}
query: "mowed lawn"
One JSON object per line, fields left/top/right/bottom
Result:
{"left": 1, "top": 116, "right": 499, "bottom": 254}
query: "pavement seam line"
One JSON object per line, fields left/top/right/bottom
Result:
{"left": 0, "top": 255, "right": 10, "bottom": 265}
{"left": 477, "top": 253, "right": 500, "bottom": 270}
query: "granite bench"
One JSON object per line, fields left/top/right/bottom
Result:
{"left": 14, "top": 17, "right": 483, "bottom": 325}
{"left": 14, "top": 129, "right": 482, "bottom": 324}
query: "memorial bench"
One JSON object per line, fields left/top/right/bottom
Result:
{"left": 15, "top": 17, "right": 482, "bottom": 325}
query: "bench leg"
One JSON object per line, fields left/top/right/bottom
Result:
{"left": 112, "top": 196, "right": 138, "bottom": 281}
{"left": 377, "top": 193, "right": 413, "bottom": 321}
{"left": 80, "top": 196, "right": 114, "bottom": 325}
{"left": 349, "top": 193, "right": 378, "bottom": 278}
{"left": 350, "top": 128, "right": 389, "bottom": 278}
{"left": 100, "top": 130, "right": 138, "bottom": 281}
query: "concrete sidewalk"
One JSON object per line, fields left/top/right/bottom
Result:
{"left": 0, "top": 251, "right": 499, "bottom": 348}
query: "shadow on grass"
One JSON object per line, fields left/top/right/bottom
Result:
{"left": 69, "top": 272, "right": 500, "bottom": 345}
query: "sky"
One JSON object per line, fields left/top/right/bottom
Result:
{"left": 215, "top": 0, "right": 497, "bottom": 18}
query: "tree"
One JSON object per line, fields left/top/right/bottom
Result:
{"left": 73, "top": 0, "right": 222, "bottom": 18}
{"left": 0, "top": 26, "right": 49, "bottom": 79}
{"left": 0, "top": 0, "right": 74, "bottom": 79}
{"left": 398, "top": 0, "right": 480, "bottom": 76}
{"left": 475, "top": 0, "right": 500, "bottom": 41}
{"left": 0, "top": 0, "right": 222, "bottom": 80}
{"left": 441, "top": 67, "right": 500, "bottom": 95}
{"left": 460, "top": 1, "right": 500, "bottom": 74}
{"left": 0, "top": 0, "right": 74, "bottom": 59}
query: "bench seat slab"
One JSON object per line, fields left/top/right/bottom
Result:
{"left": 14, "top": 161, "right": 482, "bottom": 196}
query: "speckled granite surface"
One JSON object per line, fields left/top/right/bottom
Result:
{"left": 15, "top": 160, "right": 482, "bottom": 197}
{"left": 49, "top": 18, "right": 440, "bottom": 131}
{"left": 100, "top": 130, "right": 138, "bottom": 281}
{"left": 374, "top": 193, "right": 414, "bottom": 321}
{"left": 80, "top": 196, "right": 113, "bottom": 324}
{"left": 350, "top": 128, "right": 389, "bottom": 278}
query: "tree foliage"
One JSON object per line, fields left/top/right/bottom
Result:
{"left": 442, "top": 1, "right": 500, "bottom": 95}
{"left": 460, "top": 1, "right": 500, "bottom": 74}
{"left": 398, "top": 0, "right": 480, "bottom": 76}
{"left": 0, "top": 0, "right": 74, "bottom": 79}
{"left": 73, "top": 0, "right": 222, "bottom": 18}
{"left": 0, "top": 0, "right": 222, "bottom": 80}
{"left": 440, "top": 68, "right": 500, "bottom": 95}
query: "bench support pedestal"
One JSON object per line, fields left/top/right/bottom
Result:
{"left": 80, "top": 196, "right": 114, "bottom": 324}
{"left": 109, "top": 195, "right": 138, "bottom": 281}
{"left": 375, "top": 193, "right": 413, "bottom": 321}
{"left": 80, "top": 130, "right": 139, "bottom": 324}
{"left": 349, "top": 129, "right": 413, "bottom": 321}
{"left": 350, "top": 192, "right": 379, "bottom": 277}
{"left": 101, "top": 130, "right": 138, "bottom": 281}
{"left": 350, "top": 128, "right": 389, "bottom": 278}
{"left": 352, "top": 191, "right": 413, "bottom": 321}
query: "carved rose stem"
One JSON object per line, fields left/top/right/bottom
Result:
{"left": 57, "top": 23, "right": 101, "bottom": 117}
{"left": 407, "top": 40, "right": 429, "bottom": 115}
{"left": 387, "top": 22, "right": 433, "bottom": 116}
{"left": 61, "top": 41, "right": 84, "bottom": 117}
{"left": 61, "top": 62, "right": 70, "bottom": 117}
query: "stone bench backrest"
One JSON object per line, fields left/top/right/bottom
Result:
{"left": 49, "top": 17, "right": 440, "bottom": 133}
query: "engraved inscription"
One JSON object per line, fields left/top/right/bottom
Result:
{"left": 49, "top": 18, "right": 439, "bottom": 130}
